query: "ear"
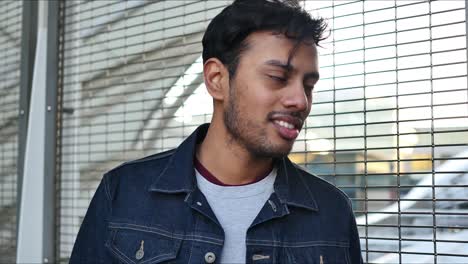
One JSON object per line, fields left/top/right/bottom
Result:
{"left": 203, "top": 58, "right": 229, "bottom": 101}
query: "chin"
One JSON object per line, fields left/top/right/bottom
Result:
{"left": 275, "top": 145, "right": 294, "bottom": 157}
{"left": 274, "top": 137, "right": 296, "bottom": 152}
{"left": 253, "top": 143, "right": 293, "bottom": 159}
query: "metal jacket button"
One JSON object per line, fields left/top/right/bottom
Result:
{"left": 204, "top": 252, "right": 216, "bottom": 263}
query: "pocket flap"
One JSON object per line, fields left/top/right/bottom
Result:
{"left": 286, "top": 242, "right": 351, "bottom": 264}
{"left": 106, "top": 222, "right": 182, "bottom": 264}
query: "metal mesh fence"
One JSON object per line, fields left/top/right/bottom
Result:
{"left": 56, "top": 1, "right": 229, "bottom": 261}
{"left": 301, "top": 1, "right": 468, "bottom": 263}
{"left": 0, "top": 1, "right": 22, "bottom": 263}
{"left": 56, "top": 0, "right": 468, "bottom": 263}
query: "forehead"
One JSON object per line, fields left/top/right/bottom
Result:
{"left": 240, "top": 31, "right": 318, "bottom": 70}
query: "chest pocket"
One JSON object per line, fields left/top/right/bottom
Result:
{"left": 105, "top": 222, "right": 182, "bottom": 264}
{"left": 286, "top": 242, "right": 350, "bottom": 264}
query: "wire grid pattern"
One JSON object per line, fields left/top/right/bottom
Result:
{"left": 56, "top": 1, "right": 229, "bottom": 261}
{"left": 0, "top": 1, "right": 22, "bottom": 263}
{"left": 56, "top": 0, "right": 468, "bottom": 263}
{"left": 300, "top": 1, "right": 468, "bottom": 263}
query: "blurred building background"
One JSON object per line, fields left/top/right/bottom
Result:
{"left": 0, "top": 0, "right": 467, "bottom": 263}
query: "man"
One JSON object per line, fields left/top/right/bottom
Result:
{"left": 71, "top": 0, "right": 363, "bottom": 263}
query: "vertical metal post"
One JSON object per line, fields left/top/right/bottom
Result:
{"left": 17, "top": 0, "right": 59, "bottom": 263}
{"left": 17, "top": 0, "right": 37, "bottom": 241}
{"left": 44, "top": 1, "right": 60, "bottom": 262}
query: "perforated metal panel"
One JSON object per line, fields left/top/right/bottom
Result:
{"left": 57, "top": 1, "right": 468, "bottom": 263}
{"left": 0, "top": 1, "right": 22, "bottom": 262}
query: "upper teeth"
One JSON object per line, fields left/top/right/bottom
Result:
{"left": 275, "top": 120, "right": 294, "bottom": 129}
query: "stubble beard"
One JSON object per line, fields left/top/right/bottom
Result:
{"left": 223, "top": 82, "right": 293, "bottom": 159}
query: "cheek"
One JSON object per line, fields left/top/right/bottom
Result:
{"left": 254, "top": 93, "right": 278, "bottom": 115}
{"left": 233, "top": 75, "right": 278, "bottom": 114}
{"left": 242, "top": 83, "right": 276, "bottom": 106}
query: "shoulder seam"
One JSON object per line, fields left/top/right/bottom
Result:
{"left": 124, "top": 149, "right": 176, "bottom": 165}
{"left": 108, "top": 149, "right": 176, "bottom": 172}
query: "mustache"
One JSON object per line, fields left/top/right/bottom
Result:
{"left": 267, "top": 111, "right": 306, "bottom": 121}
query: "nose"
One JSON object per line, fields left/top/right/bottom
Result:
{"left": 282, "top": 80, "right": 310, "bottom": 112}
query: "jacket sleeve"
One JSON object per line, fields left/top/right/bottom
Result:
{"left": 348, "top": 205, "right": 364, "bottom": 264}
{"left": 69, "top": 173, "right": 113, "bottom": 263}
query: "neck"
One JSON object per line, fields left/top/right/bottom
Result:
{"left": 197, "top": 121, "right": 273, "bottom": 185}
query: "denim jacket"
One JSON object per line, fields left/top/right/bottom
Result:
{"left": 70, "top": 124, "right": 363, "bottom": 264}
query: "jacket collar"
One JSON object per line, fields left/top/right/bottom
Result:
{"left": 149, "top": 123, "right": 318, "bottom": 211}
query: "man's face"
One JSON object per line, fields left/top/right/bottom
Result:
{"left": 223, "top": 31, "right": 319, "bottom": 158}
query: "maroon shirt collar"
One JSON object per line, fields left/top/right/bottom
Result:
{"left": 194, "top": 157, "right": 271, "bottom": 186}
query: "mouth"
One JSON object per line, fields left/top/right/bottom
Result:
{"left": 270, "top": 115, "right": 303, "bottom": 141}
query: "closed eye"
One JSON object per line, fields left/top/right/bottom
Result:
{"left": 268, "top": 75, "right": 287, "bottom": 83}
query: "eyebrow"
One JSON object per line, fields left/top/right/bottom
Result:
{"left": 264, "top": 59, "right": 320, "bottom": 80}
{"left": 265, "top": 59, "right": 293, "bottom": 71}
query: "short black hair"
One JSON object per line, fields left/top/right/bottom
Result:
{"left": 202, "top": 0, "right": 327, "bottom": 77}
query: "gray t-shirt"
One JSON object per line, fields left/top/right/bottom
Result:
{"left": 195, "top": 167, "right": 277, "bottom": 264}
